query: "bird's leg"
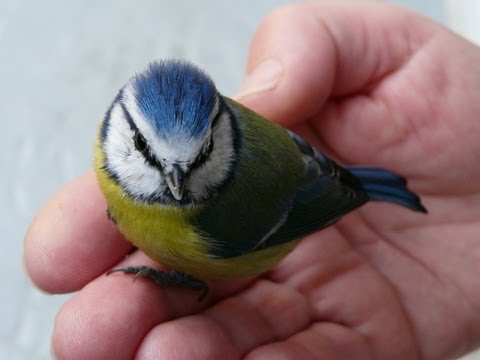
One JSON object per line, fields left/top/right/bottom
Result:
{"left": 106, "top": 266, "right": 208, "bottom": 301}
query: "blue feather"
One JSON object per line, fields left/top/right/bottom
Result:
{"left": 347, "top": 166, "right": 427, "bottom": 213}
{"left": 131, "top": 59, "right": 217, "bottom": 140}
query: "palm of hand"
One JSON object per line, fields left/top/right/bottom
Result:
{"left": 274, "top": 20, "right": 480, "bottom": 359}
{"left": 24, "top": 3, "right": 480, "bottom": 360}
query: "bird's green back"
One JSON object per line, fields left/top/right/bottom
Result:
{"left": 193, "top": 97, "right": 305, "bottom": 258}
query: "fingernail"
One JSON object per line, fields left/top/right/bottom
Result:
{"left": 236, "top": 58, "right": 283, "bottom": 100}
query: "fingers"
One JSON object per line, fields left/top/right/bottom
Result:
{"left": 128, "top": 262, "right": 406, "bottom": 359}
{"left": 51, "top": 253, "right": 169, "bottom": 360}
{"left": 132, "top": 298, "right": 369, "bottom": 360}
{"left": 51, "top": 249, "right": 253, "bottom": 359}
{"left": 206, "top": 280, "right": 311, "bottom": 353}
{"left": 235, "top": 3, "right": 335, "bottom": 126}
{"left": 237, "top": 1, "right": 480, "bottom": 193}
{"left": 24, "top": 170, "right": 133, "bottom": 293}
{"left": 268, "top": 231, "right": 419, "bottom": 359}
{"left": 134, "top": 279, "right": 311, "bottom": 358}
{"left": 135, "top": 316, "right": 240, "bottom": 359}
{"left": 236, "top": 2, "right": 434, "bottom": 127}
{"left": 245, "top": 323, "right": 370, "bottom": 360}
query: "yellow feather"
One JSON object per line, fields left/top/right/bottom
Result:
{"left": 94, "top": 137, "right": 298, "bottom": 279}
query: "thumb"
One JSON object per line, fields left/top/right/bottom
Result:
{"left": 235, "top": 2, "right": 429, "bottom": 129}
{"left": 235, "top": 3, "right": 336, "bottom": 127}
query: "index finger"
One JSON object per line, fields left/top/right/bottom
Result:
{"left": 24, "top": 170, "right": 133, "bottom": 293}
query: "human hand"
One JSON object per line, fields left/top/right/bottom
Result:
{"left": 24, "top": 2, "right": 480, "bottom": 359}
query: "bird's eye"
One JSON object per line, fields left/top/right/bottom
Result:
{"left": 133, "top": 132, "right": 148, "bottom": 153}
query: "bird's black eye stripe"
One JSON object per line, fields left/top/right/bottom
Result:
{"left": 133, "top": 131, "right": 163, "bottom": 171}
{"left": 119, "top": 101, "right": 163, "bottom": 171}
{"left": 133, "top": 132, "right": 148, "bottom": 153}
{"left": 191, "top": 136, "right": 214, "bottom": 170}
{"left": 119, "top": 102, "right": 148, "bottom": 154}
{"left": 120, "top": 102, "right": 138, "bottom": 133}
{"left": 189, "top": 98, "right": 223, "bottom": 170}
{"left": 206, "top": 137, "right": 214, "bottom": 154}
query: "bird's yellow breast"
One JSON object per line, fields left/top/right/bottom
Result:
{"left": 95, "top": 141, "right": 206, "bottom": 264}
{"left": 95, "top": 141, "right": 298, "bottom": 279}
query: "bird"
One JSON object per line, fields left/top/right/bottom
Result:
{"left": 95, "top": 59, "right": 426, "bottom": 300}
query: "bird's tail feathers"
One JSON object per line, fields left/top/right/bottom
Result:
{"left": 346, "top": 166, "right": 427, "bottom": 213}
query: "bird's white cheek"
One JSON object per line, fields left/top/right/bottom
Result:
{"left": 119, "top": 153, "right": 166, "bottom": 198}
{"left": 104, "top": 105, "right": 167, "bottom": 199}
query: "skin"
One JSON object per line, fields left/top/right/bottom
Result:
{"left": 23, "top": 2, "right": 480, "bottom": 359}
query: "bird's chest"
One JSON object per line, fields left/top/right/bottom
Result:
{"left": 109, "top": 197, "right": 207, "bottom": 269}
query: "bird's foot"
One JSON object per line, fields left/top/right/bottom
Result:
{"left": 106, "top": 266, "right": 208, "bottom": 301}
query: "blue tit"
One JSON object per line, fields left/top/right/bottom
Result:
{"left": 95, "top": 59, "right": 426, "bottom": 299}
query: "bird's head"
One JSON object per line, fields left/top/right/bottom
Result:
{"left": 100, "top": 60, "right": 237, "bottom": 205}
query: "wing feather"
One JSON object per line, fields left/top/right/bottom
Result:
{"left": 262, "top": 131, "right": 369, "bottom": 247}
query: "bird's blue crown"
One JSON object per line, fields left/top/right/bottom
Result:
{"left": 131, "top": 60, "right": 218, "bottom": 140}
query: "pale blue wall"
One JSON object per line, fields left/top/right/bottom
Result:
{"left": 392, "top": 0, "right": 444, "bottom": 22}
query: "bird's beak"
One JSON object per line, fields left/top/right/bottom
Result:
{"left": 165, "top": 164, "right": 186, "bottom": 201}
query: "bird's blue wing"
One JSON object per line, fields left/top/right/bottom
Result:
{"left": 260, "top": 131, "right": 369, "bottom": 247}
